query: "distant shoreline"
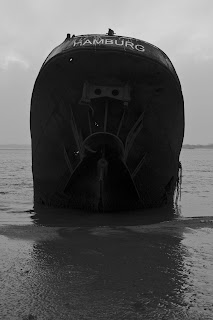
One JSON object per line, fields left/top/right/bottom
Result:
{"left": 0, "top": 144, "right": 213, "bottom": 150}
{"left": 182, "top": 144, "right": 213, "bottom": 149}
{"left": 0, "top": 144, "right": 31, "bottom": 149}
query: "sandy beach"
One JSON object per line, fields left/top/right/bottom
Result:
{"left": 1, "top": 214, "right": 213, "bottom": 320}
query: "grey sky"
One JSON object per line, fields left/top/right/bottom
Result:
{"left": 0, "top": 0, "right": 212, "bottom": 144}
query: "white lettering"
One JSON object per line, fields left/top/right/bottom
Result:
{"left": 71, "top": 37, "right": 145, "bottom": 53}
{"left": 135, "top": 44, "right": 145, "bottom": 52}
{"left": 93, "top": 39, "right": 104, "bottom": 45}
{"left": 105, "top": 39, "right": 114, "bottom": 45}
{"left": 115, "top": 39, "right": 124, "bottom": 46}
{"left": 83, "top": 39, "right": 93, "bottom": 45}
{"left": 125, "top": 41, "right": 134, "bottom": 49}
{"left": 73, "top": 39, "right": 82, "bottom": 47}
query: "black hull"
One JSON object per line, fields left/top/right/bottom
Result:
{"left": 31, "top": 33, "right": 184, "bottom": 212}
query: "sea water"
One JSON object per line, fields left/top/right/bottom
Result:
{"left": 0, "top": 147, "right": 213, "bottom": 319}
{"left": 179, "top": 148, "right": 213, "bottom": 217}
{"left": 0, "top": 147, "right": 212, "bottom": 222}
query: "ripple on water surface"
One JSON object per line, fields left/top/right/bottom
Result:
{"left": 0, "top": 148, "right": 213, "bottom": 318}
{"left": 0, "top": 218, "right": 213, "bottom": 319}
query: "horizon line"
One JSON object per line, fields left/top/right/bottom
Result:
{"left": 0, "top": 143, "right": 213, "bottom": 148}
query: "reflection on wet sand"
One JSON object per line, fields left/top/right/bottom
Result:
{"left": 0, "top": 209, "right": 213, "bottom": 319}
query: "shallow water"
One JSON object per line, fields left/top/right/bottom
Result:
{"left": 179, "top": 148, "right": 213, "bottom": 217}
{"left": 1, "top": 221, "right": 213, "bottom": 319}
{"left": 0, "top": 147, "right": 213, "bottom": 223}
{"left": 0, "top": 147, "right": 213, "bottom": 319}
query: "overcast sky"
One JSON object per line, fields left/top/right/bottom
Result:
{"left": 0, "top": 0, "right": 212, "bottom": 144}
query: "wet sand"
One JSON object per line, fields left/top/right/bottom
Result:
{"left": 1, "top": 215, "right": 213, "bottom": 319}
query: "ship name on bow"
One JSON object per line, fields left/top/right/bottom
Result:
{"left": 71, "top": 37, "right": 145, "bottom": 52}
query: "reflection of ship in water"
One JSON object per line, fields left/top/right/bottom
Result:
{"left": 30, "top": 225, "right": 188, "bottom": 318}
{"left": 31, "top": 205, "right": 180, "bottom": 227}
{"left": 30, "top": 29, "right": 184, "bottom": 212}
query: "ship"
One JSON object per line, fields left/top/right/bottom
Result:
{"left": 30, "top": 30, "right": 184, "bottom": 212}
